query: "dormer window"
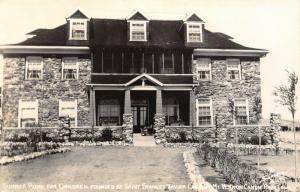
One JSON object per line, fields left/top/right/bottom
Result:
{"left": 187, "top": 23, "right": 202, "bottom": 42}
{"left": 69, "top": 20, "right": 87, "bottom": 40}
{"left": 130, "top": 22, "right": 147, "bottom": 41}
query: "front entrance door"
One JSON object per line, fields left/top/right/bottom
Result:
{"left": 132, "top": 99, "right": 149, "bottom": 133}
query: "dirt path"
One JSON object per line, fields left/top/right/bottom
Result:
{"left": 0, "top": 146, "right": 194, "bottom": 192}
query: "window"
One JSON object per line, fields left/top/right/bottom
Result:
{"left": 59, "top": 99, "right": 77, "bottom": 127}
{"left": 195, "top": 58, "right": 211, "bottom": 80}
{"left": 196, "top": 98, "right": 213, "bottom": 126}
{"left": 69, "top": 20, "right": 87, "bottom": 40}
{"left": 234, "top": 98, "right": 249, "bottom": 125}
{"left": 26, "top": 57, "right": 43, "bottom": 80}
{"left": 163, "top": 98, "right": 179, "bottom": 125}
{"left": 187, "top": 23, "right": 202, "bottom": 42}
{"left": 62, "top": 57, "right": 79, "bottom": 80}
{"left": 98, "top": 99, "right": 120, "bottom": 126}
{"left": 227, "top": 59, "right": 241, "bottom": 80}
{"left": 130, "top": 22, "right": 147, "bottom": 41}
{"left": 18, "top": 99, "right": 38, "bottom": 128}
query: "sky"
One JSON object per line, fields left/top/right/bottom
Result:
{"left": 0, "top": 0, "right": 299, "bottom": 121}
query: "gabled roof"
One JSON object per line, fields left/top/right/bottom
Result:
{"left": 125, "top": 74, "right": 163, "bottom": 86}
{"left": 183, "top": 13, "right": 204, "bottom": 22}
{"left": 126, "top": 10, "right": 150, "bottom": 20}
{"left": 67, "top": 9, "right": 88, "bottom": 19}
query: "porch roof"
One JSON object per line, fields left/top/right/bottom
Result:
{"left": 90, "top": 73, "right": 194, "bottom": 85}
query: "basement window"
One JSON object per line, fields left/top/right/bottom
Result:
{"left": 59, "top": 99, "right": 77, "bottom": 127}
{"left": 234, "top": 98, "right": 249, "bottom": 125}
{"left": 25, "top": 56, "right": 43, "bottom": 80}
{"left": 62, "top": 57, "right": 79, "bottom": 80}
{"left": 196, "top": 98, "right": 213, "bottom": 126}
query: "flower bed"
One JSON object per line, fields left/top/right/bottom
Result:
{"left": 197, "top": 143, "right": 289, "bottom": 192}
{"left": 0, "top": 147, "right": 70, "bottom": 165}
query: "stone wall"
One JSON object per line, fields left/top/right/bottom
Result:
{"left": 2, "top": 56, "right": 91, "bottom": 128}
{"left": 165, "top": 126, "right": 216, "bottom": 143}
{"left": 153, "top": 113, "right": 166, "bottom": 144}
{"left": 193, "top": 58, "right": 261, "bottom": 127}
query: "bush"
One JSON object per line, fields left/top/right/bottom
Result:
{"left": 102, "top": 128, "right": 113, "bottom": 141}
{"left": 179, "top": 131, "right": 187, "bottom": 142}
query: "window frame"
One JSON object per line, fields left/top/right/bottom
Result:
{"left": 69, "top": 19, "right": 88, "bottom": 40}
{"left": 59, "top": 99, "right": 78, "bottom": 128}
{"left": 233, "top": 98, "right": 249, "bottom": 125}
{"left": 25, "top": 56, "right": 43, "bottom": 80}
{"left": 195, "top": 58, "right": 212, "bottom": 80}
{"left": 196, "top": 98, "right": 213, "bottom": 126}
{"left": 18, "top": 99, "right": 38, "bottom": 128}
{"left": 62, "top": 57, "right": 79, "bottom": 80}
{"left": 186, "top": 22, "right": 203, "bottom": 43}
{"left": 129, "top": 21, "right": 147, "bottom": 41}
{"left": 226, "top": 59, "right": 241, "bottom": 80}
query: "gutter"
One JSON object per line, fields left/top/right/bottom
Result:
{"left": 0, "top": 45, "right": 90, "bottom": 54}
{"left": 194, "top": 48, "right": 269, "bottom": 57}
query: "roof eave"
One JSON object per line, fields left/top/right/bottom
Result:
{"left": 194, "top": 48, "right": 269, "bottom": 57}
{"left": 0, "top": 45, "right": 90, "bottom": 54}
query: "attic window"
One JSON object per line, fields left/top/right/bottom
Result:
{"left": 130, "top": 22, "right": 147, "bottom": 41}
{"left": 69, "top": 20, "right": 87, "bottom": 40}
{"left": 187, "top": 23, "right": 202, "bottom": 42}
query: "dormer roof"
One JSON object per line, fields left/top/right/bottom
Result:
{"left": 67, "top": 9, "right": 88, "bottom": 19}
{"left": 126, "top": 10, "right": 150, "bottom": 21}
{"left": 183, "top": 13, "right": 204, "bottom": 22}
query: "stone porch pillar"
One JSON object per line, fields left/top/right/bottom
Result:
{"left": 154, "top": 89, "right": 166, "bottom": 144}
{"left": 122, "top": 89, "right": 133, "bottom": 143}
{"left": 189, "top": 90, "right": 196, "bottom": 126}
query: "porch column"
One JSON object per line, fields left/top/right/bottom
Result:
{"left": 90, "top": 86, "right": 96, "bottom": 140}
{"left": 189, "top": 90, "right": 196, "bottom": 126}
{"left": 122, "top": 89, "right": 133, "bottom": 143}
{"left": 124, "top": 89, "right": 131, "bottom": 114}
{"left": 154, "top": 89, "right": 166, "bottom": 144}
{"left": 156, "top": 89, "right": 163, "bottom": 114}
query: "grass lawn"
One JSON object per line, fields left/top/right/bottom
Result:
{"left": 0, "top": 146, "right": 195, "bottom": 192}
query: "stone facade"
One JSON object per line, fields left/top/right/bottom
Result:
{"left": 2, "top": 56, "right": 91, "bottom": 128}
{"left": 122, "top": 114, "right": 133, "bottom": 143}
{"left": 153, "top": 113, "right": 166, "bottom": 144}
{"left": 193, "top": 58, "right": 261, "bottom": 127}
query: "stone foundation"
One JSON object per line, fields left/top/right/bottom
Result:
{"left": 122, "top": 114, "right": 133, "bottom": 143}
{"left": 153, "top": 113, "right": 166, "bottom": 144}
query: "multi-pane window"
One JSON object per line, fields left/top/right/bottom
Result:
{"left": 163, "top": 98, "right": 179, "bottom": 125}
{"left": 196, "top": 58, "right": 211, "bottom": 80}
{"left": 26, "top": 57, "right": 43, "bottom": 80}
{"left": 197, "top": 98, "right": 213, "bottom": 126}
{"left": 187, "top": 24, "right": 202, "bottom": 42}
{"left": 59, "top": 99, "right": 77, "bottom": 127}
{"left": 227, "top": 59, "right": 241, "bottom": 80}
{"left": 18, "top": 99, "right": 38, "bottom": 128}
{"left": 234, "top": 98, "right": 249, "bottom": 125}
{"left": 70, "top": 20, "right": 87, "bottom": 40}
{"left": 62, "top": 57, "right": 78, "bottom": 80}
{"left": 98, "top": 99, "right": 120, "bottom": 126}
{"left": 130, "top": 22, "right": 146, "bottom": 41}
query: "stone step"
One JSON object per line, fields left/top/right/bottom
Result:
{"left": 133, "top": 133, "right": 156, "bottom": 147}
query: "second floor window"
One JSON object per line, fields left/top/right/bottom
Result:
{"left": 227, "top": 59, "right": 241, "bottom": 80}
{"left": 26, "top": 56, "right": 43, "bottom": 80}
{"left": 62, "top": 57, "right": 78, "bottom": 80}
{"left": 234, "top": 98, "right": 249, "bottom": 125}
{"left": 130, "top": 22, "right": 146, "bottom": 41}
{"left": 196, "top": 58, "right": 211, "bottom": 80}
{"left": 197, "top": 98, "right": 213, "bottom": 126}
{"left": 70, "top": 20, "right": 87, "bottom": 40}
{"left": 187, "top": 23, "right": 202, "bottom": 42}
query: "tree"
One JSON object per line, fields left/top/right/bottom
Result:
{"left": 273, "top": 70, "right": 298, "bottom": 185}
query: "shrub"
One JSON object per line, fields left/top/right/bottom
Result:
{"left": 102, "top": 128, "right": 113, "bottom": 141}
{"left": 179, "top": 131, "right": 187, "bottom": 143}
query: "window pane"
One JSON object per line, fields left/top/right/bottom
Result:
{"left": 198, "top": 71, "right": 210, "bottom": 80}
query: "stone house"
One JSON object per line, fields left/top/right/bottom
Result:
{"left": 0, "top": 10, "right": 268, "bottom": 143}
